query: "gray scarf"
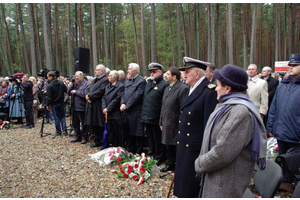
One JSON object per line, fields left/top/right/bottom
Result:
{"left": 200, "top": 92, "right": 267, "bottom": 170}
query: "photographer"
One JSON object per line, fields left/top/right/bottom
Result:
{"left": 67, "top": 71, "right": 90, "bottom": 144}
{"left": 18, "top": 74, "right": 34, "bottom": 128}
{"left": 46, "top": 71, "right": 67, "bottom": 136}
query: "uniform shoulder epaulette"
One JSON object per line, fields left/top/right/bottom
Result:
{"left": 207, "top": 83, "right": 216, "bottom": 89}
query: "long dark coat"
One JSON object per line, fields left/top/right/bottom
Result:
{"left": 85, "top": 75, "right": 109, "bottom": 127}
{"left": 121, "top": 75, "right": 146, "bottom": 137}
{"left": 160, "top": 80, "right": 189, "bottom": 145}
{"left": 173, "top": 78, "right": 218, "bottom": 198}
{"left": 9, "top": 85, "right": 25, "bottom": 118}
{"left": 102, "top": 81, "right": 124, "bottom": 120}
{"left": 141, "top": 75, "right": 169, "bottom": 124}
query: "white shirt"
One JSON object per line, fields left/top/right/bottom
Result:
{"left": 188, "top": 76, "right": 205, "bottom": 96}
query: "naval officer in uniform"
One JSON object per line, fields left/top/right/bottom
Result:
{"left": 173, "top": 57, "right": 218, "bottom": 198}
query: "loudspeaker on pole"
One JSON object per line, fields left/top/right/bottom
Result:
{"left": 74, "top": 47, "right": 90, "bottom": 74}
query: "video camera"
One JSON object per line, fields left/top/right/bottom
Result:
{"left": 9, "top": 76, "right": 22, "bottom": 84}
{"left": 37, "top": 68, "right": 60, "bottom": 79}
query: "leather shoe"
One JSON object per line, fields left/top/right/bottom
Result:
{"left": 70, "top": 138, "right": 81, "bottom": 142}
{"left": 25, "top": 124, "right": 30, "bottom": 126}
{"left": 160, "top": 165, "right": 175, "bottom": 172}
{"left": 27, "top": 124, "right": 34, "bottom": 129}
{"left": 81, "top": 140, "right": 87, "bottom": 144}
{"left": 90, "top": 144, "right": 101, "bottom": 148}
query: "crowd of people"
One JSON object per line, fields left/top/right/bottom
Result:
{"left": 1, "top": 53, "right": 300, "bottom": 197}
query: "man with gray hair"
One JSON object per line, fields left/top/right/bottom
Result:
{"left": 120, "top": 63, "right": 146, "bottom": 154}
{"left": 85, "top": 64, "right": 109, "bottom": 148}
{"left": 117, "top": 70, "right": 126, "bottom": 84}
{"left": 261, "top": 66, "right": 279, "bottom": 126}
{"left": 102, "top": 70, "right": 124, "bottom": 147}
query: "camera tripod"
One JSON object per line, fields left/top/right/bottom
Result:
{"left": 40, "top": 106, "right": 56, "bottom": 138}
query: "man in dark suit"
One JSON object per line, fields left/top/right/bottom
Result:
{"left": 159, "top": 67, "right": 189, "bottom": 172}
{"left": 141, "top": 62, "right": 169, "bottom": 166}
{"left": 173, "top": 57, "right": 218, "bottom": 198}
{"left": 205, "top": 63, "right": 217, "bottom": 85}
{"left": 117, "top": 70, "right": 126, "bottom": 84}
{"left": 85, "top": 64, "right": 109, "bottom": 148}
{"left": 261, "top": 66, "right": 279, "bottom": 126}
{"left": 102, "top": 70, "right": 125, "bottom": 147}
{"left": 120, "top": 63, "right": 146, "bottom": 154}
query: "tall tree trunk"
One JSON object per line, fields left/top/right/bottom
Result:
{"left": 265, "top": 4, "right": 269, "bottom": 66}
{"left": 180, "top": 4, "right": 187, "bottom": 56}
{"left": 243, "top": 4, "right": 248, "bottom": 69}
{"left": 141, "top": 3, "right": 147, "bottom": 76}
{"left": 275, "top": 4, "right": 279, "bottom": 61}
{"left": 131, "top": 4, "right": 140, "bottom": 65}
{"left": 45, "top": 3, "right": 53, "bottom": 69}
{"left": 177, "top": 4, "right": 182, "bottom": 66}
{"left": 167, "top": 4, "right": 175, "bottom": 67}
{"left": 1, "top": 4, "right": 13, "bottom": 75}
{"left": 17, "top": 3, "right": 30, "bottom": 74}
{"left": 54, "top": 4, "right": 61, "bottom": 73}
{"left": 151, "top": 3, "right": 157, "bottom": 62}
{"left": 250, "top": 4, "right": 256, "bottom": 64}
{"left": 188, "top": 4, "right": 192, "bottom": 57}
{"left": 34, "top": 3, "right": 42, "bottom": 69}
{"left": 207, "top": 3, "right": 211, "bottom": 62}
{"left": 41, "top": 3, "right": 53, "bottom": 70}
{"left": 228, "top": 3, "right": 233, "bottom": 64}
{"left": 91, "top": 3, "right": 97, "bottom": 68}
{"left": 28, "top": 3, "right": 37, "bottom": 77}
{"left": 211, "top": 4, "right": 216, "bottom": 64}
{"left": 78, "top": 3, "right": 83, "bottom": 47}
{"left": 289, "top": 3, "right": 295, "bottom": 55}
{"left": 75, "top": 3, "right": 78, "bottom": 47}
{"left": 67, "top": 3, "right": 73, "bottom": 77}
{"left": 103, "top": 3, "right": 109, "bottom": 67}
{"left": 217, "top": 4, "right": 222, "bottom": 68}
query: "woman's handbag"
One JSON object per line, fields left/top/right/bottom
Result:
{"left": 275, "top": 148, "right": 300, "bottom": 186}
{"left": 0, "top": 99, "right": 6, "bottom": 104}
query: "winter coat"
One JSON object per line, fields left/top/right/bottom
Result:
{"left": 9, "top": 85, "right": 25, "bottom": 118}
{"left": 46, "top": 79, "right": 67, "bottom": 106}
{"left": 267, "top": 75, "right": 300, "bottom": 144}
{"left": 195, "top": 104, "right": 255, "bottom": 198}
{"left": 67, "top": 79, "right": 90, "bottom": 111}
{"left": 0, "top": 86, "right": 10, "bottom": 108}
{"left": 141, "top": 75, "right": 169, "bottom": 124}
{"left": 160, "top": 80, "right": 189, "bottom": 145}
{"left": 102, "top": 81, "right": 124, "bottom": 120}
{"left": 173, "top": 78, "right": 218, "bottom": 198}
{"left": 85, "top": 75, "right": 109, "bottom": 127}
{"left": 20, "top": 81, "right": 33, "bottom": 102}
{"left": 121, "top": 75, "right": 146, "bottom": 137}
{"left": 247, "top": 76, "right": 268, "bottom": 115}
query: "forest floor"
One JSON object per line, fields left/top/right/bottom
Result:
{"left": 0, "top": 116, "right": 294, "bottom": 198}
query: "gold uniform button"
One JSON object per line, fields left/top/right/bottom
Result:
{"left": 187, "top": 133, "right": 190, "bottom": 136}
{"left": 188, "top": 112, "right": 191, "bottom": 115}
{"left": 187, "top": 122, "right": 190, "bottom": 126}
{"left": 179, "top": 120, "right": 181, "bottom": 123}
{"left": 178, "top": 131, "right": 180, "bottom": 134}
{"left": 177, "top": 141, "right": 179, "bottom": 144}
{"left": 186, "top": 144, "right": 189, "bottom": 148}
{"left": 181, "top": 110, "right": 183, "bottom": 113}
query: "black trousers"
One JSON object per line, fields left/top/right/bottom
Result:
{"left": 73, "top": 110, "right": 88, "bottom": 140}
{"left": 128, "top": 135, "right": 144, "bottom": 155}
{"left": 277, "top": 139, "right": 300, "bottom": 155}
{"left": 24, "top": 100, "right": 34, "bottom": 125}
{"left": 92, "top": 125, "right": 104, "bottom": 146}
{"left": 145, "top": 123, "right": 165, "bottom": 161}
{"left": 166, "top": 145, "right": 176, "bottom": 166}
{"left": 107, "top": 118, "right": 122, "bottom": 147}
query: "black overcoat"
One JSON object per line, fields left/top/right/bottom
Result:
{"left": 121, "top": 75, "right": 146, "bottom": 137}
{"left": 102, "top": 81, "right": 124, "bottom": 120}
{"left": 173, "top": 78, "right": 218, "bottom": 198}
{"left": 160, "top": 80, "right": 189, "bottom": 145}
{"left": 141, "top": 75, "right": 169, "bottom": 124}
{"left": 85, "top": 75, "right": 109, "bottom": 127}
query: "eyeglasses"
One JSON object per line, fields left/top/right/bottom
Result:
{"left": 150, "top": 70, "right": 158, "bottom": 74}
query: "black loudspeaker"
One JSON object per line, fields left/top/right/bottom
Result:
{"left": 74, "top": 47, "right": 90, "bottom": 74}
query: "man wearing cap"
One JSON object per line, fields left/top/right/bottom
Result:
{"left": 267, "top": 53, "right": 300, "bottom": 154}
{"left": 173, "top": 57, "right": 218, "bottom": 198}
{"left": 141, "top": 62, "right": 169, "bottom": 166}
{"left": 247, "top": 64, "right": 268, "bottom": 118}
{"left": 120, "top": 63, "right": 146, "bottom": 155}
